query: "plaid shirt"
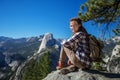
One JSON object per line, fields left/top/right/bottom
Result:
{"left": 63, "top": 31, "right": 92, "bottom": 68}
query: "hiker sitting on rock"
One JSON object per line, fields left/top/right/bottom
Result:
{"left": 56, "top": 17, "right": 92, "bottom": 74}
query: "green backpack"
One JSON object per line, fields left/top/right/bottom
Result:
{"left": 88, "top": 34, "right": 102, "bottom": 61}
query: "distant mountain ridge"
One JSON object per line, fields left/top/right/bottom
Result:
{"left": 0, "top": 35, "right": 44, "bottom": 80}
{"left": 0, "top": 33, "right": 63, "bottom": 80}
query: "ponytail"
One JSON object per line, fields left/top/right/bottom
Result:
{"left": 78, "top": 26, "right": 88, "bottom": 34}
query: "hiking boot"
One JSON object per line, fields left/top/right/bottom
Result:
{"left": 67, "top": 60, "right": 73, "bottom": 65}
{"left": 56, "top": 61, "right": 66, "bottom": 70}
{"left": 59, "top": 65, "right": 78, "bottom": 74}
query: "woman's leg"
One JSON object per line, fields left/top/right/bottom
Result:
{"left": 63, "top": 46, "right": 85, "bottom": 69}
{"left": 56, "top": 46, "right": 67, "bottom": 70}
{"left": 59, "top": 46, "right": 67, "bottom": 62}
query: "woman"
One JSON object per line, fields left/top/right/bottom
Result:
{"left": 56, "top": 18, "right": 92, "bottom": 74}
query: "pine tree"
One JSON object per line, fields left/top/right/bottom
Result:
{"left": 112, "top": 24, "right": 120, "bottom": 36}
{"left": 22, "top": 51, "right": 51, "bottom": 80}
{"left": 79, "top": 0, "right": 120, "bottom": 23}
{"left": 79, "top": 0, "right": 120, "bottom": 38}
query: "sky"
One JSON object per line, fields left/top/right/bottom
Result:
{"left": 0, "top": 0, "right": 107, "bottom": 39}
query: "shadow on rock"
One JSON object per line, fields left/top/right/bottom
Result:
{"left": 84, "top": 69, "right": 120, "bottom": 78}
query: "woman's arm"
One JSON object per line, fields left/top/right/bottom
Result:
{"left": 63, "top": 32, "right": 84, "bottom": 50}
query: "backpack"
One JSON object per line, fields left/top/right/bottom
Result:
{"left": 88, "top": 34, "right": 102, "bottom": 61}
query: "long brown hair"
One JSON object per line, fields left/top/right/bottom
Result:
{"left": 70, "top": 17, "right": 88, "bottom": 34}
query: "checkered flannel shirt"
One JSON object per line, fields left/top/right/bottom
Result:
{"left": 63, "top": 31, "right": 92, "bottom": 68}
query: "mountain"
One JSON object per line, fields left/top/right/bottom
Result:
{"left": 38, "top": 33, "right": 61, "bottom": 53}
{"left": 11, "top": 33, "right": 61, "bottom": 80}
{"left": 0, "top": 35, "right": 44, "bottom": 80}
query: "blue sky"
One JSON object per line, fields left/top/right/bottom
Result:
{"left": 0, "top": 0, "right": 111, "bottom": 39}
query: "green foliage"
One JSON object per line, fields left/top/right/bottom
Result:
{"left": 79, "top": 0, "right": 120, "bottom": 39}
{"left": 22, "top": 51, "right": 51, "bottom": 80}
{"left": 79, "top": 0, "right": 120, "bottom": 23}
{"left": 91, "top": 53, "right": 106, "bottom": 71}
{"left": 112, "top": 24, "right": 120, "bottom": 36}
{"left": 91, "top": 62, "right": 103, "bottom": 71}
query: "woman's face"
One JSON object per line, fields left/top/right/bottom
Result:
{"left": 70, "top": 21, "right": 81, "bottom": 34}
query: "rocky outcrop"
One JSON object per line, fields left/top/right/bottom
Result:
{"left": 107, "top": 44, "right": 120, "bottom": 73}
{"left": 37, "top": 33, "right": 59, "bottom": 53}
{"left": 111, "top": 44, "right": 120, "bottom": 58}
{"left": 43, "top": 69, "right": 120, "bottom": 80}
{"left": 102, "top": 37, "right": 120, "bottom": 63}
{"left": 96, "top": 37, "right": 120, "bottom": 74}
{"left": 107, "top": 57, "right": 120, "bottom": 73}
{"left": 8, "top": 61, "right": 19, "bottom": 71}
